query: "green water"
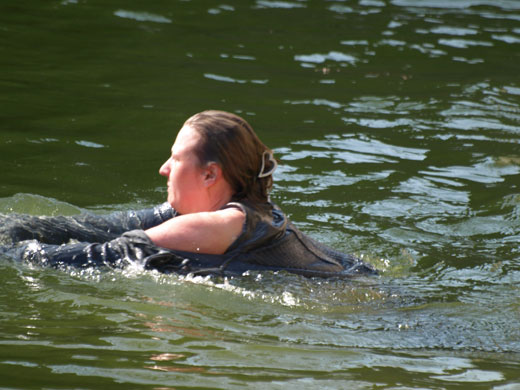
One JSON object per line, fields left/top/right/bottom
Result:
{"left": 1, "top": 0, "right": 520, "bottom": 388}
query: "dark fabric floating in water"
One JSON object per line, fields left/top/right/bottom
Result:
{"left": 0, "top": 204, "right": 377, "bottom": 278}
{"left": 0, "top": 203, "right": 176, "bottom": 245}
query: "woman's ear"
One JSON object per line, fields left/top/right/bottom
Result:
{"left": 203, "top": 162, "right": 221, "bottom": 186}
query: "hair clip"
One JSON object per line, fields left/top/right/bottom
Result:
{"left": 258, "top": 151, "right": 278, "bottom": 178}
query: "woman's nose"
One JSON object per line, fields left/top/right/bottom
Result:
{"left": 159, "top": 158, "right": 171, "bottom": 177}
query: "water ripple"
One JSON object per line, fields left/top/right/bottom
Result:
{"left": 430, "top": 26, "right": 478, "bottom": 36}
{"left": 421, "top": 158, "right": 520, "bottom": 184}
{"left": 204, "top": 73, "right": 268, "bottom": 84}
{"left": 391, "top": 0, "right": 520, "bottom": 11}
{"left": 293, "top": 136, "right": 428, "bottom": 161}
{"left": 438, "top": 38, "right": 494, "bottom": 48}
{"left": 255, "top": 0, "right": 306, "bottom": 9}
{"left": 113, "top": 9, "right": 172, "bottom": 23}
{"left": 294, "top": 51, "right": 358, "bottom": 66}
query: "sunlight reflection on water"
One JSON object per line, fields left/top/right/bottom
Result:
{"left": 1, "top": 0, "right": 520, "bottom": 388}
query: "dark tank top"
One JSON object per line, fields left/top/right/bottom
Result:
{"left": 223, "top": 201, "right": 287, "bottom": 254}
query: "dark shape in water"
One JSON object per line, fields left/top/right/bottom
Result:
{"left": 0, "top": 204, "right": 377, "bottom": 278}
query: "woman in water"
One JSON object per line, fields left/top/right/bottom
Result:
{"left": 0, "top": 111, "right": 375, "bottom": 278}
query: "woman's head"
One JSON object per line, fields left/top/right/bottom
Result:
{"left": 184, "top": 110, "right": 276, "bottom": 205}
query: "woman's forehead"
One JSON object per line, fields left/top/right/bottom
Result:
{"left": 172, "top": 125, "right": 200, "bottom": 155}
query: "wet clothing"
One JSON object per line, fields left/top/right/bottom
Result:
{"left": 0, "top": 202, "right": 377, "bottom": 278}
{"left": 224, "top": 201, "right": 286, "bottom": 254}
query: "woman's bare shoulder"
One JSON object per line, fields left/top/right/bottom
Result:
{"left": 144, "top": 207, "right": 245, "bottom": 255}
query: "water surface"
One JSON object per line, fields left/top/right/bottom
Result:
{"left": 1, "top": 0, "right": 519, "bottom": 388}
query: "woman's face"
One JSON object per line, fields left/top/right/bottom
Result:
{"left": 159, "top": 125, "right": 208, "bottom": 214}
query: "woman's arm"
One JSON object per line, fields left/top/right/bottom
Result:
{"left": 145, "top": 207, "right": 245, "bottom": 255}
{"left": 1, "top": 229, "right": 173, "bottom": 269}
{"left": 0, "top": 203, "right": 176, "bottom": 246}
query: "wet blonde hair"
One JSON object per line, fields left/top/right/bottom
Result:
{"left": 184, "top": 110, "right": 276, "bottom": 204}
